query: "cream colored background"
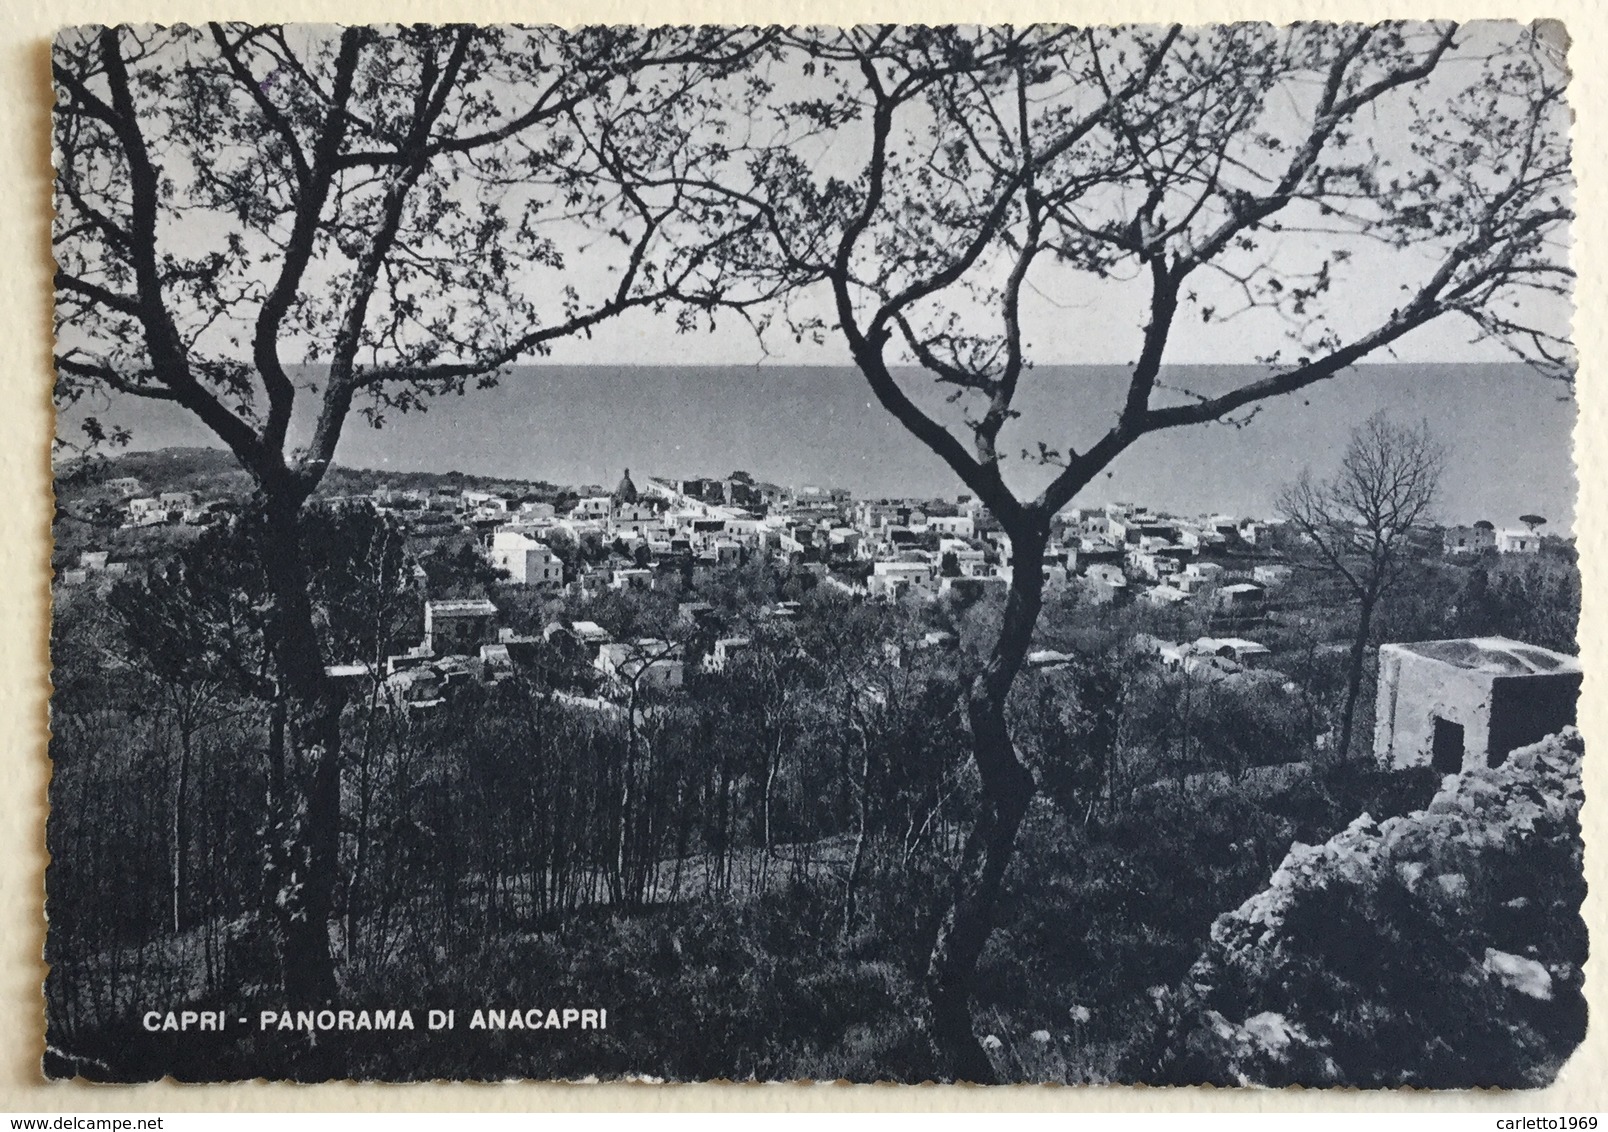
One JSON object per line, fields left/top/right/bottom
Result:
{"left": 1, "top": 0, "right": 1601, "bottom": 1112}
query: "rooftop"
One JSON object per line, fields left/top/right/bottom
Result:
{"left": 1197, "top": 637, "right": 1270, "bottom": 654}
{"left": 426, "top": 599, "right": 498, "bottom": 616}
{"left": 1388, "top": 636, "right": 1581, "bottom": 676}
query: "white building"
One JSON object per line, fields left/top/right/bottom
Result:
{"left": 572, "top": 496, "right": 613, "bottom": 519}
{"left": 1496, "top": 528, "right": 1543, "bottom": 554}
{"left": 706, "top": 637, "right": 752, "bottom": 672}
{"left": 611, "top": 503, "right": 661, "bottom": 537}
{"left": 487, "top": 529, "right": 563, "bottom": 587}
{"left": 1194, "top": 636, "right": 1273, "bottom": 669}
{"left": 873, "top": 560, "right": 936, "bottom": 584}
{"left": 1143, "top": 583, "right": 1189, "bottom": 607}
{"left": 462, "top": 490, "right": 508, "bottom": 517}
{"left": 610, "top": 567, "right": 655, "bottom": 591}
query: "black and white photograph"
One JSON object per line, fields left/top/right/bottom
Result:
{"left": 44, "top": 20, "right": 1584, "bottom": 1087}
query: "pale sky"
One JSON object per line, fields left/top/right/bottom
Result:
{"left": 56, "top": 22, "right": 1578, "bottom": 530}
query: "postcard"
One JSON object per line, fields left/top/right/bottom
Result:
{"left": 43, "top": 20, "right": 1584, "bottom": 1086}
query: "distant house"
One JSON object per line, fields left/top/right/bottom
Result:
{"left": 487, "top": 530, "right": 562, "bottom": 587}
{"left": 1182, "top": 561, "right": 1226, "bottom": 584}
{"left": 1082, "top": 563, "right": 1129, "bottom": 604}
{"left": 566, "top": 620, "right": 614, "bottom": 654}
{"left": 385, "top": 643, "right": 436, "bottom": 677}
{"left": 596, "top": 639, "right": 685, "bottom": 691}
{"left": 424, "top": 598, "right": 499, "bottom": 656}
{"left": 1182, "top": 652, "right": 1240, "bottom": 681}
{"left": 868, "top": 573, "right": 918, "bottom": 601}
{"left": 127, "top": 497, "right": 166, "bottom": 525}
{"left": 1252, "top": 564, "right": 1295, "bottom": 586}
{"left": 610, "top": 567, "right": 654, "bottom": 591}
{"left": 1127, "top": 549, "right": 1182, "bottom": 583}
{"left": 1375, "top": 637, "right": 1580, "bottom": 773}
{"left": 1175, "top": 561, "right": 1224, "bottom": 595}
{"left": 827, "top": 527, "right": 863, "bottom": 556}
{"left": 105, "top": 476, "right": 142, "bottom": 498}
{"left": 1214, "top": 581, "right": 1266, "bottom": 611}
{"left": 1496, "top": 528, "right": 1543, "bottom": 554}
{"left": 706, "top": 636, "right": 752, "bottom": 672}
{"left": 869, "top": 558, "right": 937, "bottom": 601}
{"left": 1142, "top": 583, "right": 1189, "bottom": 607}
{"left": 462, "top": 490, "right": 508, "bottom": 517}
{"left": 386, "top": 666, "right": 447, "bottom": 713}
{"left": 479, "top": 642, "right": 515, "bottom": 678}
{"left": 571, "top": 496, "right": 613, "bottom": 519}
{"left": 874, "top": 557, "right": 934, "bottom": 579}
{"left": 1444, "top": 523, "right": 1498, "bottom": 556}
{"left": 1173, "top": 573, "right": 1211, "bottom": 596}
{"left": 1195, "top": 636, "right": 1273, "bottom": 669}
{"left": 612, "top": 503, "right": 660, "bottom": 536}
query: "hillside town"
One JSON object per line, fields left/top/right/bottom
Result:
{"left": 56, "top": 458, "right": 1566, "bottom": 736}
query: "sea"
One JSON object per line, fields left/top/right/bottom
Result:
{"left": 72, "top": 363, "right": 1579, "bottom": 531}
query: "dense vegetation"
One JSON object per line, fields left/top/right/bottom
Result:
{"left": 45, "top": 473, "right": 1584, "bottom": 1082}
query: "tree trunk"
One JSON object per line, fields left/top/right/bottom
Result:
{"left": 260, "top": 498, "right": 344, "bottom": 1004}
{"left": 925, "top": 526, "right": 1045, "bottom": 1082}
{"left": 759, "top": 723, "right": 782, "bottom": 893}
{"left": 1337, "top": 592, "right": 1377, "bottom": 758}
{"left": 842, "top": 731, "right": 872, "bottom": 940}
{"left": 171, "top": 712, "right": 191, "bottom": 935}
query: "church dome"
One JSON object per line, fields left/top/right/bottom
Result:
{"left": 612, "top": 468, "right": 639, "bottom": 505}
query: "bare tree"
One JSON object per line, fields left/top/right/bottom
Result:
{"left": 703, "top": 23, "right": 1571, "bottom": 1079}
{"left": 1279, "top": 413, "right": 1445, "bottom": 758}
{"left": 52, "top": 23, "right": 778, "bottom": 1000}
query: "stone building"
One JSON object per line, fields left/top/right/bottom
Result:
{"left": 423, "top": 598, "right": 499, "bottom": 657}
{"left": 1374, "top": 637, "right": 1581, "bottom": 773}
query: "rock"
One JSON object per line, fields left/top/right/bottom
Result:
{"left": 1142, "top": 729, "right": 1585, "bottom": 1088}
{"left": 1397, "top": 860, "right": 1426, "bottom": 892}
{"left": 1483, "top": 949, "right": 1554, "bottom": 1001}
{"left": 1243, "top": 1012, "right": 1305, "bottom": 1057}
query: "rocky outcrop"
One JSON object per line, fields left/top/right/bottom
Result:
{"left": 1133, "top": 729, "right": 1587, "bottom": 1087}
